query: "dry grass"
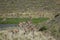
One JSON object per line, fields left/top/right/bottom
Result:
{"left": 0, "top": 28, "right": 56, "bottom": 40}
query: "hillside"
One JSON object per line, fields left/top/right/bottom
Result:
{"left": 0, "top": 0, "right": 60, "bottom": 12}
{"left": 0, "top": 0, "right": 60, "bottom": 19}
{"left": 0, "top": 0, "right": 60, "bottom": 40}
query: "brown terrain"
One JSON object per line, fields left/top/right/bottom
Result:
{"left": 0, "top": 0, "right": 60, "bottom": 40}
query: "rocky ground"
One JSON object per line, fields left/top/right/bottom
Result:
{"left": 0, "top": 28, "right": 56, "bottom": 40}
{"left": 0, "top": 21, "right": 56, "bottom": 40}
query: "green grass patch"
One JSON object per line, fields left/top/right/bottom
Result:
{"left": 0, "top": 18, "right": 49, "bottom": 24}
{"left": 32, "top": 18, "right": 49, "bottom": 24}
